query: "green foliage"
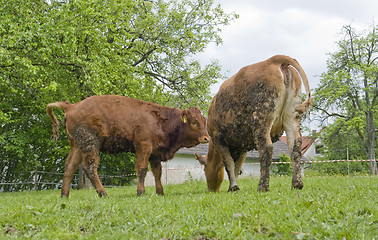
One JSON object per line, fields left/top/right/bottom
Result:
{"left": 307, "top": 161, "right": 371, "bottom": 176}
{"left": 309, "top": 118, "right": 376, "bottom": 176}
{"left": 271, "top": 153, "right": 292, "bottom": 176}
{"left": 98, "top": 152, "right": 137, "bottom": 186}
{"left": 0, "top": 0, "right": 237, "bottom": 190}
{"left": 0, "top": 176, "right": 377, "bottom": 239}
{"left": 317, "top": 119, "right": 378, "bottom": 160}
{"left": 311, "top": 24, "right": 378, "bottom": 174}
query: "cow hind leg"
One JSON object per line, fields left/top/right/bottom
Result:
{"left": 257, "top": 144, "right": 273, "bottom": 191}
{"left": 81, "top": 149, "right": 108, "bottom": 197}
{"left": 135, "top": 142, "right": 152, "bottom": 196}
{"left": 284, "top": 112, "right": 304, "bottom": 190}
{"left": 286, "top": 130, "right": 304, "bottom": 189}
{"left": 255, "top": 131, "right": 274, "bottom": 192}
{"left": 61, "top": 147, "right": 82, "bottom": 198}
{"left": 150, "top": 161, "right": 164, "bottom": 195}
{"left": 291, "top": 138, "right": 304, "bottom": 189}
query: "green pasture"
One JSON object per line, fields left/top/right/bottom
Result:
{"left": 1, "top": 176, "right": 377, "bottom": 239}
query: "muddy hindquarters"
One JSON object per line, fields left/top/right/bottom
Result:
{"left": 213, "top": 82, "right": 279, "bottom": 151}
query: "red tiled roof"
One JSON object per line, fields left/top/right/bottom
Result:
{"left": 280, "top": 136, "right": 314, "bottom": 154}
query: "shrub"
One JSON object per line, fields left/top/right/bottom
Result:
{"left": 272, "top": 153, "right": 292, "bottom": 175}
{"left": 307, "top": 161, "right": 370, "bottom": 176}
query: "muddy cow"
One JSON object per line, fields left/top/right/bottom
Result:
{"left": 46, "top": 95, "right": 209, "bottom": 197}
{"left": 195, "top": 55, "right": 311, "bottom": 192}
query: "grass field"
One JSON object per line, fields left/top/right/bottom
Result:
{"left": 1, "top": 176, "right": 377, "bottom": 239}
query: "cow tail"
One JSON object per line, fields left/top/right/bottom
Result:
{"left": 275, "top": 55, "right": 312, "bottom": 114}
{"left": 46, "top": 101, "right": 70, "bottom": 143}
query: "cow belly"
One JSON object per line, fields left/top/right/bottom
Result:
{"left": 152, "top": 146, "right": 179, "bottom": 161}
{"left": 216, "top": 122, "right": 257, "bottom": 151}
{"left": 101, "top": 135, "right": 135, "bottom": 154}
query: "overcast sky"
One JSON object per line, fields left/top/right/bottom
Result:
{"left": 197, "top": 0, "right": 378, "bottom": 95}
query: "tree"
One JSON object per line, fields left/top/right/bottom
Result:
{"left": 309, "top": 120, "right": 373, "bottom": 176}
{"left": 0, "top": 0, "right": 237, "bottom": 190}
{"left": 312, "top": 24, "right": 378, "bottom": 175}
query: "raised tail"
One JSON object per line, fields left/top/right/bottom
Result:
{"left": 272, "top": 55, "right": 312, "bottom": 113}
{"left": 46, "top": 100, "right": 70, "bottom": 143}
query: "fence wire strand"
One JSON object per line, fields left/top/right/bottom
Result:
{"left": 1, "top": 159, "right": 376, "bottom": 190}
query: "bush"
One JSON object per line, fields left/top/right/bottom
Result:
{"left": 272, "top": 153, "right": 292, "bottom": 175}
{"left": 307, "top": 161, "right": 370, "bottom": 176}
{"left": 98, "top": 152, "right": 137, "bottom": 186}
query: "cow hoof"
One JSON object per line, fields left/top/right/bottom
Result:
{"left": 61, "top": 189, "right": 70, "bottom": 198}
{"left": 137, "top": 190, "right": 145, "bottom": 196}
{"left": 228, "top": 185, "right": 240, "bottom": 192}
{"left": 98, "top": 191, "right": 109, "bottom": 198}
{"left": 292, "top": 181, "right": 304, "bottom": 190}
{"left": 257, "top": 186, "right": 269, "bottom": 192}
{"left": 61, "top": 194, "right": 69, "bottom": 199}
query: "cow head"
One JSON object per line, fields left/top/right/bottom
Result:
{"left": 180, "top": 107, "right": 210, "bottom": 147}
{"left": 195, "top": 150, "right": 223, "bottom": 192}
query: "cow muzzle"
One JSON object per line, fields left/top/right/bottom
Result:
{"left": 198, "top": 135, "right": 210, "bottom": 143}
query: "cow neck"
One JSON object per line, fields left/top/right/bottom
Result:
{"left": 160, "top": 109, "right": 186, "bottom": 160}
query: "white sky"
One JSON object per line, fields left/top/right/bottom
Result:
{"left": 197, "top": 0, "right": 378, "bottom": 95}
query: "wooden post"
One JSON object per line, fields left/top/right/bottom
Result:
{"left": 347, "top": 147, "right": 349, "bottom": 177}
{"left": 34, "top": 169, "right": 38, "bottom": 191}
{"left": 77, "top": 166, "right": 92, "bottom": 189}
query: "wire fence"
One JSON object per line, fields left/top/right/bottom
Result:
{"left": 0, "top": 170, "right": 137, "bottom": 192}
{"left": 243, "top": 159, "right": 377, "bottom": 164}
{"left": 0, "top": 159, "right": 376, "bottom": 192}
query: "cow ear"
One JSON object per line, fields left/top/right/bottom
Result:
{"left": 181, "top": 111, "right": 188, "bottom": 124}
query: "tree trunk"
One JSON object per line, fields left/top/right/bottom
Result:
{"left": 366, "top": 111, "right": 377, "bottom": 175}
{"left": 77, "top": 166, "right": 93, "bottom": 189}
{"left": 368, "top": 151, "right": 377, "bottom": 175}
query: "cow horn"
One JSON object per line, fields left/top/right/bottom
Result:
{"left": 194, "top": 153, "right": 207, "bottom": 165}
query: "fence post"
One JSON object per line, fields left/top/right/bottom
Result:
{"left": 77, "top": 166, "right": 93, "bottom": 189}
{"left": 34, "top": 169, "right": 38, "bottom": 191}
{"left": 165, "top": 161, "right": 168, "bottom": 185}
{"left": 347, "top": 147, "right": 350, "bottom": 176}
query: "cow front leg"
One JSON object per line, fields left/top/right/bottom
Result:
{"left": 135, "top": 142, "right": 152, "bottom": 196}
{"left": 82, "top": 150, "right": 108, "bottom": 198}
{"left": 61, "top": 148, "right": 82, "bottom": 198}
{"left": 217, "top": 145, "right": 239, "bottom": 192}
{"left": 234, "top": 152, "right": 247, "bottom": 177}
{"left": 150, "top": 161, "right": 164, "bottom": 195}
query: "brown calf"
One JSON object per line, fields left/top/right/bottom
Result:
{"left": 46, "top": 95, "right": 209, "bottom": 197}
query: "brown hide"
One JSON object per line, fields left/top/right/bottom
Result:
{"left": 46, "top": 95, "right": 209, "bottom": 197}
{"left": 198, "top": 55, "right": 311, "bottom": 192}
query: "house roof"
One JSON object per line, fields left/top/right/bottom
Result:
{"left": 280, "top": 136, "right": 314, "bottom": 154}
{"left": 280, "top": 127, "right": 326, "bottom": 155}
{"left": 177, "top": 138, "right": 308, "bottom": 161}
